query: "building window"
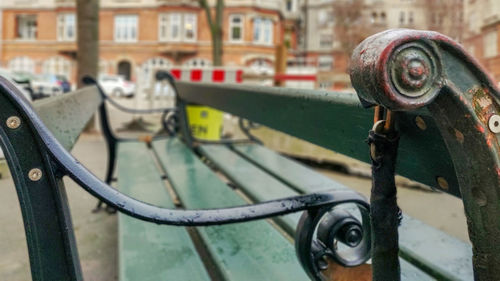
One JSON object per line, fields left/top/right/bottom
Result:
{"left": 286, "top": 0, "right": 293, "bottom": 12}
{"left": 183, "top": 58, "right": 212, "bottom": 68}
{"left": 319, "top": 33, "right": 333, "bottom": 49}
{"left": 184, "top": 13, "right": 197, "bottom": 41}
{"left": 399, "top": 11, "right": 405, "bottom": 25}
{"left": 114, "top": 15, "right": 138, "bottom": 43}
{"left": 141, "top": 57, "right": 173, "bottom": 87}
{"left": 229, "top": 14, "right": 244, "bottom": 42}
{"left": 42, "top": 56, "right": 71, "bottom": 76}
{"left": 16, "top": 15, "right": 37, "bottom": 40}
{"left": 57, "top": 14, "right": 76, "bottom": 41}
{"left": 8, "top": 56, "right": 34, "bottom": 73}
{"left": 484, "top": 31, "right": 498, "bottom": 58}
{"left": 253, "top": 17, "right": 273, "bottom": 45}
{"left": 409, "top": 11, "right": 414, "bottom": 24}
{"left": 159, "top": 13, "right": 197, "bottom": 42}
{"left": 318, "top": 55, "right": 333, "bottom": 71}
{"left": 249, "top": 58, "right": 273, "bottom": 74}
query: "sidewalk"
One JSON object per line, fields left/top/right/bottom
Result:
{"left": 0, "top": 134, "right": 117, "bottom": 281}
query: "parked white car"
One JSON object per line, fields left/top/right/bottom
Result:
{"left": 98, "top": 75, "right": 135, "bottom": 97}
{"left": 31, "top": 74, "right": 64, "bottom": 97}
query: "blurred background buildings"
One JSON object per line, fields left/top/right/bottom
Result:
{"left": 0, "top": 0, "right": 498, "bottom": 90}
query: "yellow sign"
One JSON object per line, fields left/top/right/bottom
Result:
{"left": 186, "top": 105, "right": 223, "bottom": 141}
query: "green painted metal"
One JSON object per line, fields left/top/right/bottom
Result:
{"left": 151, "top": 138, "right": 309, "bottom": 281}
{"left": 234, "top": 144, "right": 473, "bottom": 281}
{"left": 117, "top": 142, "right": 210, "bottom": 281}
{"left": 202, "top": 143, "right": 471, "bottom": 280}
{"left": 176, "top": 82, "right": 459, "bottom": 197}
{"left": 349, "top": 29, "right": 500, "bottom": 280}
{"left": 33, "top": 86, "right": 102, "bottom": 151}
{"left": 0, "top": 81, "right": 83, "bottom": 280}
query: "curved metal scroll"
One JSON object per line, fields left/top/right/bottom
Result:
{"left": 296, "top": 205, "right": 371, "bottom": 281}
{"left": 350, "top": 28, "right": 500, "bottom": 280}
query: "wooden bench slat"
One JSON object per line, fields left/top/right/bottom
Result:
{"left": 232, "top": 143, "right": 347, "bottom": 193}
{"left": 199, "top": 144, "right": 302, "bottom": 235}
{"left": 151, "top": 138, "right": 309, "bottom": 281}
{"left": 199, "top": 144, "right": 441, "bottom": 281}
{"left": 117, "top": 142, "right": 210, "bottom": 281}
{"left": 232, "top": 143, "right": 473, "bottom": 281}
{"left": 34, "top": 86, "right": 102, "bottom": 151}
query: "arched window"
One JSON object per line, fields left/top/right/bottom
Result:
{"left": 8, "top": 56, "right": 35, "bottom": 73}
{"left": 183, "top": 58, "right": 212, "bottom": 68}
{"left": 248, "top": 58, "right": 273, "bottom": 74}
{"left": 42, "top": 56, "right": 71, "bottom": 77}
{"left": 141, "top": 57, "right": 173, "bottom": 87}
{"left": 141, "top": 57, "right": 173, "bottom": 77}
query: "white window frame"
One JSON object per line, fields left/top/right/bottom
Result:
{"left": 318, "top": 55, "right": 334, "bottom": 71}
{"left": 9, "top": 56, "right": 35, "bottom": 73}
{"left": 484, "top": 30, "right": 498, "bottom": 58}
{"left": 16, "top": 14, "right": 37, "bottom": 40}
{"left": 229, "top": 14, "right": 244, "bottom": 43}
{"left": 159, "top": 13, "right": 197, "bottom": 42}
{"left": 253, "top": 17, "right": 273, "bottom": 45}
{"left": 57, "top": 13, "right": 76, "bottom": 41}
{"left": 158, "top": 14, "right": 168, "bottom": 42}
{"left": 114, "top": 15, "right": 138, "bottom": 43}
{"left": 42, "top": 56, "right": 71, "bottom": 76}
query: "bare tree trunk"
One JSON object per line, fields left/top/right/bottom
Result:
{"left": 76, "top": 0, "right": 99, "bottom": 130}
{"left": 200, "top": 0, "right": 224, "bottom": 66}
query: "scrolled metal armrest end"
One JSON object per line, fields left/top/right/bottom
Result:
{"left": 295, "top": 194, "right": 371, "bottom": 281}
{"left": 349, "top": 29, "right": 454, "bottom": 111}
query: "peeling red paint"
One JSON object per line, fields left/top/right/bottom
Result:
{"left": 476, "top": 124, "right": 485, "bottom": 133}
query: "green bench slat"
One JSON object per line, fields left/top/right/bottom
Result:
{"left": 199, "top": 144, "right": 437, "bottom": 281}
{"left": 199, "top": 145, "right": 303, "bottom": 235}
{"left": 117, "top": 142, "right": 210, "bottom": 281}
{"left": 34, "top": 86, "right": 102, "bottom": 151}
{"left": 232, "top": 144, "right": 347, "bottom": 193}
{"left": 232, "top": 144, "right": 473, "bottom": 281}
{"left": 152, "top": 138, "right": 309, "bottom": 281}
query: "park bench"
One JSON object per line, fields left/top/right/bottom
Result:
{"left": 0, "top": 29, "right": 496, "bottom": 280}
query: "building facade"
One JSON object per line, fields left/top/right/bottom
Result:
{"left": 298, "top": 0, "right": 463, "bottom": 89}
{"left": 0, "top": 0, "right": 301, "bottom": 83}
{"left": 463, "top": 0, "right": 500, "bottom": 82}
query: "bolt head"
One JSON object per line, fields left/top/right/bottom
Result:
{"left": 488, "top": 115, "right": 500, "bottom": 133}
{"left": 437, "top": 177, "right": 449, "bottom": 190}
{"left": 415, "top": 116, "right": 427, "bottom": 130}
{"left": 28, "top": 168, "right": 43, "bottom": 181}
{"left": 6, "top": 116, "right": 21, "bottom": 129}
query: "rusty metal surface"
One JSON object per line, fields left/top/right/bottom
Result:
{"left": 350, "top": 28, "right": 500, "bottom": 280}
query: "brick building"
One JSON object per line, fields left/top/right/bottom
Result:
{"left": 0, "top": 0, "right": 301, "bottom": 83}
{"left": 463, "top": 0, "right": 500, "bottom": 82}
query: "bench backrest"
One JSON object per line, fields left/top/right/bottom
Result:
{"left": 175, "top": 82, "right": 458, "bottom": 196}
